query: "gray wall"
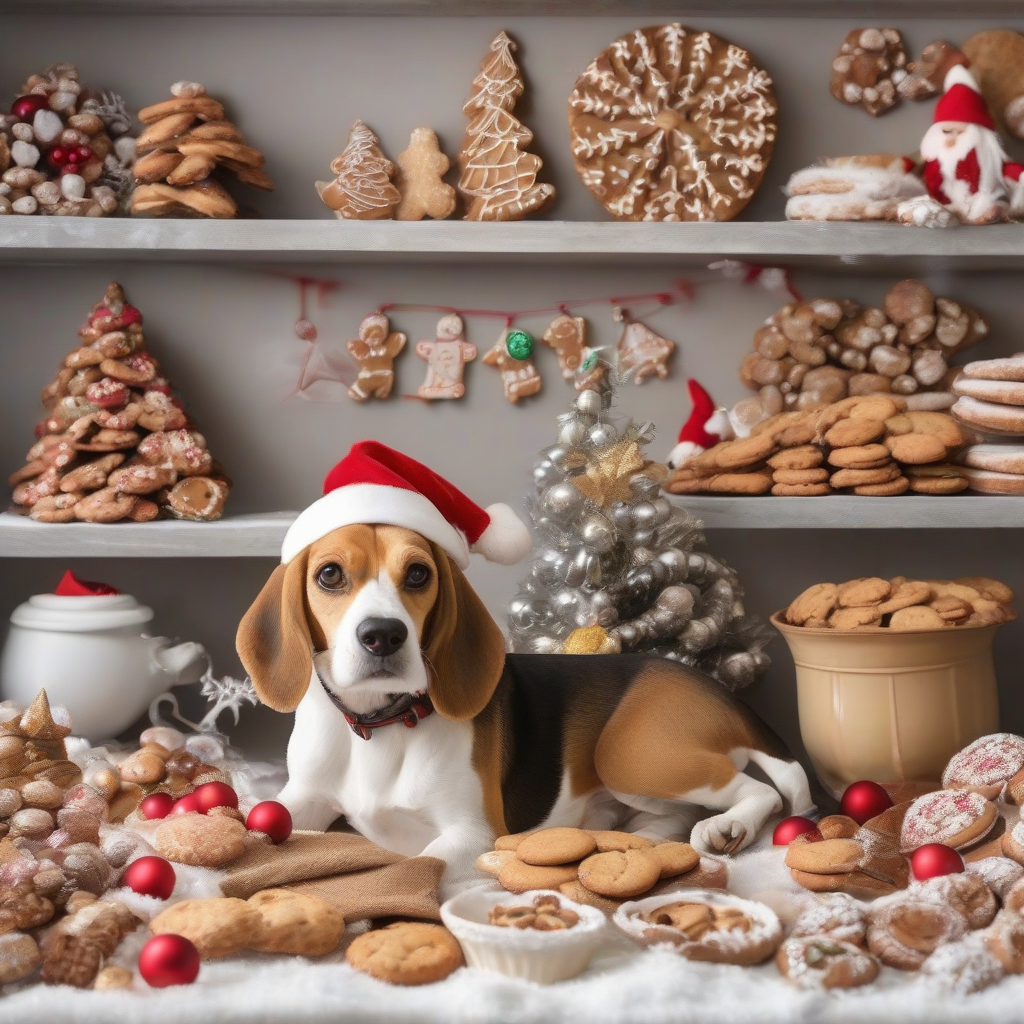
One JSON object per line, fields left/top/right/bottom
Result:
{"left": 3, "top": 13, "right": 1024, "bottom": 769}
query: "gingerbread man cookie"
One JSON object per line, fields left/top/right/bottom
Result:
{"left": 614, "top": 310, "right": 675, "bottom": 384}
{"left": 415, "top": 314, "right": 476, "bottom": 400}
{"left": 482, "top": 330, "right": 543, "bottom": 404}
{"left": 542, "top": 314, "right": 588, "bottom": 384}
{"left": 347, "top": 313, "right": 407, "bottom": 402}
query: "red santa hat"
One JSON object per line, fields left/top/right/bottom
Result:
{"left": 677, "top": 379, "right": 722, "bottom": 449}
{"left": 933, "top": 65, "right": 996, "bottom": 132}
{"left": 281, "top": 440, "right": 532, "bottom": 568}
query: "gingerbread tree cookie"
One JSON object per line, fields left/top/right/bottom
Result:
{"left": 346, "top": 313, "right": 406, "bottom": 402}
{"left": 8, "top": 282, "right": 230, "bottom": 523}
{"left": 394, "top": 128, "right": 456, "bottom": 221}
{"left": 482, "top": 330, "right": 543, "bottom": 404}
{"left": 131, "top": 81, "right": 273, "bottom": 219}
{"left": 615, "top": 309, "right": 675, "bottom": 384}
{"left": 317, "top": 120, "right": 400, "bottom": 220}
{"left": 568, "top": 24, "right": 777, "bottom": 221}
{"left": 542, "top": 314, "right": 588, "bottom": 385}
{"left": 458, "top": 32, "right": 556, "bottom": 222}
{"left": 415, "top": 314, "right": 477, "bottom": 400}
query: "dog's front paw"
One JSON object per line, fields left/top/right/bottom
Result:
{"left": 690, "top": 814, "right": 749, "bottom": 856}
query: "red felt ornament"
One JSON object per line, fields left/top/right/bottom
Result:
{"left": 54, "top": 570, "right": 120, "bottom": 597}
{"left": 840, "top": 780, "right": 894, "bottom": 825}
{"left": 139, "top": 934, "right": 200, "bottom": 988}
{"left": 911, "top": 843, "right": 965, "bottom": 881}
{"left": 139, "top": 792, "right": 176, "bottom": 821}
{"left": 772, "top": 816, "right": 821, "bottom": 846}
{"left": 246, "top": 801, "right": 292, "bottom": 843}
{"left": 10, "top": 94, "right": 48, "bottom": 122}
{"left": 193, "top": 781, "right": 238, "bottom": 813}
{"left": 123, "top": 856, "right": 176, "bottom": 900}
{"left": 170, "top": 792, "right": 202, "bottom": 816}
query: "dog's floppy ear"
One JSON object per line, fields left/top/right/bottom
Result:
{"left": 423, "top": 547, "right": 506, "bottom": 721}
{"left": 236, "top": 549, "right": 313, "bottom": 712}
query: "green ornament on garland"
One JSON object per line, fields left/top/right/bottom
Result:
{"left": 505, "top": 329, "right": 534, "bottom": 361}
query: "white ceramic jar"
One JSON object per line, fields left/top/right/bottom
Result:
{"left": 0, "top": 591, "right": 207, "bottom": 742}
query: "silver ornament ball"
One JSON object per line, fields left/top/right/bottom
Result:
{"left": 581, "top": 514, "right": 615, "bottom": 553}
{"left": 543, "top": 481, "right": 584, "bottom": 518}
{"left": 558, "top": 419, "right": 589, "bottom": 446}
{"left": 587, "top": 423, "right": 617, "bottom": 447}
{"left": 631, "top": 501, "right": 658, "bottom": 530}
{"left": 575, "top": 388, "right": 603, "bottom": 417}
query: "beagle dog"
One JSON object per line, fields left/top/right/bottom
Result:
{"left": 237, "top": 523, "right": 813, "bottom": 895}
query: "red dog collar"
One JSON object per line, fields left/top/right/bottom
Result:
{"left": 318, "top": 677, "right": 433, "bottom": 741}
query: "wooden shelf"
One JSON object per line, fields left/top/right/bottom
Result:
{"left": 4, "top": 498, "right": 1023, "bottom": 559}
{"left": 8, "top": 0, "right": 1022, "bottom": 14}
{"left": 0, "top": 512, "right": 295, "bottom": 558}
{"left": 670, "top": 495, "right": 1024, "bottom": 529}
{"left": 6, "top": 219, "right": 1024, "bottom": 272}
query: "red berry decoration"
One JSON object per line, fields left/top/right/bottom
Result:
{"left": 772, "top": 815, "right": 821, "bottom": 846}
{"left": 138, "top": 934, "right": 200, "bottom": 988}
{"left": 911, "top": 843, "right": 965, "bottom": 881}
{"left": 170, "top": 792, "right": 202, "bottom": 816}
{"left": 11, "top": 94, "right": 48, "bottom": 121}
{"left": 193, "top": 781, "right": 238, "bottom": 813}
{"left": 840, "top": 780, "right": 894, "bottom": 825}
{"left": 75, "top": 144, "right": 93, "bottom": 161}
{"left": 47, "top": 146, "right": 66, "bottom": 168}
{"left": 123, "top": 856, "right": 176, "bottom": 900}
{"left": 139, "top": 793, "right": 175, "bottom": 821}
{"left": 246, "top": 801, "right": 292, "bottom": 844}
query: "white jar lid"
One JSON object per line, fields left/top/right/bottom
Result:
{"left": 10, "top": 593, "right": 154, "bottom": 632}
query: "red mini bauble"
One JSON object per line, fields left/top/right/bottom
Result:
{"left": 123, "top": 856, "right": 176, "bottom": 900}
{"left": 139, "top": 792, "right": 176, "bottom": 820}
{"left": 193, "top": 781, "right": 238, "bottom": 813}
{"left": 246, "top": 801, "right": 292, "bottom": 844}
{"left": 170, "top": 793, "right": 202, "bottom": 816}
{"left": 911, "top": 843, "right": 965, "bottom": 881}
{"left": 11, "top": 94, "right": 48, "bottom": 121}
{"left": 75, "top": 144, "right": 93, "bottom": 162}
{"left": 48, "top": 146, "right": 67, "bottom": 168}
{"left": 138, "top": 934, "right": 200, "bottom": 988}
{"left": 772, "top": 816, "right": 821, "bottom": 846}
{"left": 840, "top": 780, "right": 894, "bottom": 825}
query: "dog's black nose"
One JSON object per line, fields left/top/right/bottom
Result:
{"left": 357, "top": 617, "right": 408, "bottom": 657}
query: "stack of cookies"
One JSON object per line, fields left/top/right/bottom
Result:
{"left": 953, "top": 354, "right": 1024, "bottom": 494}
{"left": 782, "top": 575, "right": 1015, "bottom": 630}
{"left": 666, "top": 394, "right": 969, "bottom": 497}
{"left": 475, "top": 826, "right": 724, "bottom": 913}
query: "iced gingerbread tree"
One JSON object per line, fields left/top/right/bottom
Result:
{"left": 507, "top": 354, "right": 770, "bottom": 690}
{"left": 8, "top": 282, "right": 230, "bottom": 524}
{"left": 316, "top": 120, "right": 400, "bottom": 220}
{"left": 458, "top": 31, "right": 555, "bottom": 221}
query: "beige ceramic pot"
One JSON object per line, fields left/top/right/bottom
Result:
{"left": 771, "top": 612, "right": 1001, "bottom": 798}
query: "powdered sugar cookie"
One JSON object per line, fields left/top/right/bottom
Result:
{"left": 867, "top": 893, "right": 967, "bottom": 969}
{"left": 966, "top": 858, "right": 1024, "bottom": 902}
{"left": 986, "top": 909, "right": 1024, "bottom": 974}
{"left": 952, "top": 376, "right": 1024, "bottom": 407}
{"left": 776, "top": 935, "right": 879, "bottom": 989}
{"left": 942, "top": 733, "right": 1024, "bottom": 799}
{"left": 957, "top": 444, "right": 1024, "bottom": 476}
{"left": 900, "top": 790, "right": 998, "bottom": 852}
{"left": 789, "top": 892, "right": 867, "bottom": 945}
{"left": 919, "top": 933, "right": 1005, "bottom": 993}
{"left": 952, "top": 395, "right": 1024, "bottom": 435}
{"left": 916, "top": 872, "right": 998, "bottom": 930}
{"left": 962, "top": 467, "right": 1024, "bottom": 495}
{"left": 1000, "top": 820, "right": 1024, "bottom": 866}
{"left": 616, "top": 890, "right": 782, "bottom": 966}
{"left": 962, "top": 354, "right": 1024, "bottom": 382}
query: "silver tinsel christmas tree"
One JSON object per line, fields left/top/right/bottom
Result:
{"left": 507, "top": 353, "right": 771, "bottom": 690}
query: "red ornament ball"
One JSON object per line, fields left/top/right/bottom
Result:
{"left": 246, "top": 801, "right": 292, "bottom": 844}
{"left": 772, "top": 816, "right": 821, "bottom": 846}
{"left": 75, "top": 144, "right": 93, "bottom": 162}
{"left": 138, "top": 934, "right": 200, "bottom": 988}
{"left": 170, "top": 792, "right": 202, "bottom": 816}
{"left": 193, "top": 781, "right": 238, "bottom": 813}
{"left": 123, "top": 856, "right": 176, "bottom": 900}
{"left": 139, "top": 793, "right": 176, "bottom": 821}
{"left": 840, "top": 780, "right": 894, "bottom": 825}
{"left": 11, "top": 94, "right": 48, "bottom": 121}
{"left": 911, "top": 843, "right": 965, "bottom": 881}
{"left": 294, "top": 318, "right": 318, "bottom": 341}
{"left": 47, "top": 146, "right": 67, "bottom": 168}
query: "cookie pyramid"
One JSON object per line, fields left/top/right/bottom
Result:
{"left": 131, "top": 80, "right": 273, "bottom": 219}
{"left": 8, "top": 282, "right": 230, "bottom": 523}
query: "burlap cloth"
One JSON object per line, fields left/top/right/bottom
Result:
{"left": 220, "top": 831, "right": 445, "bottom": 922}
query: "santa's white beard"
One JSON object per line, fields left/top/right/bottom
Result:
{"left": 920, "top": 122, "right": 1009, "bottom": 218}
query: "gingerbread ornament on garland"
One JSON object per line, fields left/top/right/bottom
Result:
{"left": 482, "top": 329, "right": 543, "bottom": 404}
{"left": 542, "top": 314, "right": 588, "bottom": 386}
{"left": 317, "top": 120, "right": 400, "bottom": 220}
{"left": 568, "top": 24, "right": 777, "bottom": 222}
{"left": 346, "top": 313, "right": 406, "bottom": 402}
{"left": 614, "top": 307, "right": 675, "bottom": 384}
{"left": 415, "top": 314, "right": 477, "bottom": 400}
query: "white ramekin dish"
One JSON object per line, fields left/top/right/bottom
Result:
{"left": 441, "top": 887, "right": 607, "bottom": 984}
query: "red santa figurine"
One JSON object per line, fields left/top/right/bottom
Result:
{"left": 666, "top": 379, "right": 735, "bottom": 470}
{"left": 902, "top": 65, "right": 1024, "bottom": 226}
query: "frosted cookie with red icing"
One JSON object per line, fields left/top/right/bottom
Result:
{"left": 942, "top": 733, "right": 1024, "bottom": 800}
{"left": 899, "top": 790, "right": 997, "bottom": 853}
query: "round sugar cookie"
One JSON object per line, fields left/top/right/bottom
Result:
{"left": 943, "top": 733, "right": 1024, "bottom": 799}
{"left": 516, "top": 827, "right": 596, "bottom": 866}
{"left": 900, "top": 789, "right": 997, "bottom": 852}
{"left": 776, "top": 935, "right": 879, "bottom": 989}
{"left": 578, "top": 848, "right": 660, "bottom": 898}
{"left": 345, "top": 922, "right": 463, "bottom": 985}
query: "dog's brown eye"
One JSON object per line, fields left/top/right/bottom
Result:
{"left": 316, "top": 563, "right": 346, "bottom": 591}
{"left": 405, "top": 564, "right": 431, "bottom": 590}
